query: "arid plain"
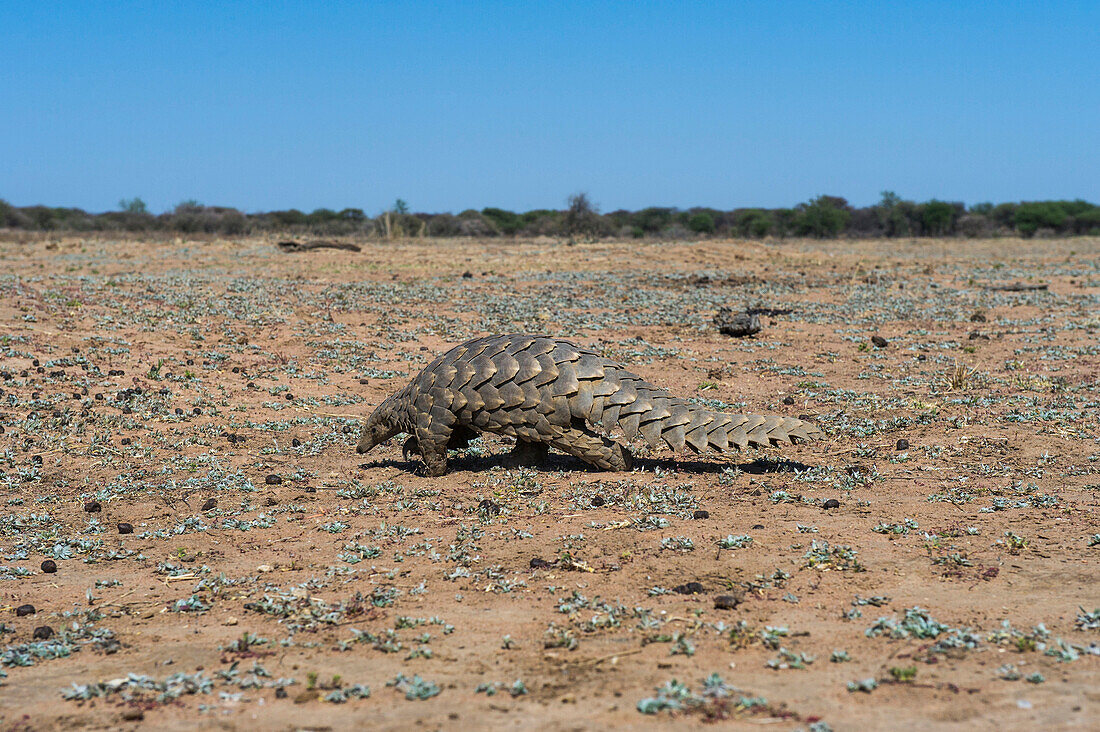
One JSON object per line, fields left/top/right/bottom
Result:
{"left": 0, "top": 234, "right": 1097, "bottom": 730}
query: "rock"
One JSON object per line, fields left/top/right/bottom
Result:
{"left": 692, "top": 510, "right": 710, "bottom": 519}
{"left": 224, "top": 616, "right": 238, "bottom": 626}
{"left": 713, "top": 593, "right": 744, "bottom": 610}
{"left": 968, "top": 331, "right": 990, "bottom": 340}
{"left": 782, "top": 396, "right": 795, "bottom": 405}
{"left": 84, "top": 500, "right": 102, "bottom": 513}
{"left": 823, "top": 498, "right": 840, "bottom": 510}
{"left": 118, "top": 523, "right": 134, "bottom": 534}
{"left": 265, "top": 474, "right": 283, "bottom": 485}
{"left": 120, "top": 709, "right": 145, "bottom": 722}
{"left": 294, "top": 689, "right": 320, "bottom": 704}
{"left": 970, "top": 311, "right": 988, "bottom": 322}
{"left": 896, "top": 439, "right": 910, "bottom": 451}
{"left": 33, "top": 626, "right": 53, "bottom": 640}
{"left": 591, "top": 494, "right": 605, "bottom": 507}
{"left": 41, "top": 560, "right": 57, "bottom": 573}
{"left": 257, "top": 564, "right": 274, "bottom": 573}
{"left": 201, "top": 498, "right": 217, "bottom": 511}
{"left": 752, "top": 523, "right": 765, "bottom": 530}
{"left": 16, "top": 604, "right": 35, "bottom": 617}
{"left": 478, "top": 499, "right": 502, "bottom": 516}
{"left": 714, "top": 308, "right": 762, "bottom": 338}
{"left": 530, "top": 557, "right": 554, "bottom": 570}
{"left": 672, "top": 582, "right": 705, "bottom": 595}
{"left": 871, "top": 335, "right": 888, "bottom": 348}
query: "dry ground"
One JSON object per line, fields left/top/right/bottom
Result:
{"left": 0, "top": 234, "right": 1097, "bottom": 731}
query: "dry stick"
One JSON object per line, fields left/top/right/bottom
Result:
{"left": 578, "top": 648, "right": 645, "bottom": 667}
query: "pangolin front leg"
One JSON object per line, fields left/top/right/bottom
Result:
{"left": 357, "top": 334, "right": 823, "bottom": 476}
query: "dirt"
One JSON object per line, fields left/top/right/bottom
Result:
{"left": 0, "top": 233, "right": 1097, "bottom": 731}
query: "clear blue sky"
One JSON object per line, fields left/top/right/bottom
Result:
{"left": 3, "top": 1, "right": 1098, "bottom": 214}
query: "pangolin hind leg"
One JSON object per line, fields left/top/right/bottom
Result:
{"left": 548, "top": 426, "right": 633, "bottom": 472}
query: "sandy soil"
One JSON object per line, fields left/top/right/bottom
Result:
{"left": 0, "top": 233, "right": 1097, "bottom": 731}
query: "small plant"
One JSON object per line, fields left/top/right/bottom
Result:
{"left": 888, "top": 665, "right": 917, "bottom": 682}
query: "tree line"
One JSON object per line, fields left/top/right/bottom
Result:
{"left": 2, "top": 192, "right": 1098, "bottom": 239}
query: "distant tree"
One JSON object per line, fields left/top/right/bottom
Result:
{"left": 563, "top": 192, "right": 600, "bottom": 237}
{"left": 393, "top": 199, "right": 409, "bottom": 214}
{"left": 687, "top": 211, "right": 716, "bottom": 234}
{"left": 734, "top": 209, "right": 774, "bottom": 237}
{"left": 481, "top": 207, "right": 523, "bottom": 235}
{"left": 339, "top": 208, "right": 366, "bottom": 222}
{"left": 793, "top": 195, "right": 851, "bottom": 238}
{"left": 119, "top": 197, "right": 148, "bottom": 214}
{"left": 174, "top": 199, "right": 202, "bottom": 213}
{"left": 969, "top": 202, "right": 994, "bottom": 215}
{"left": 633, "top": 207, "right": 674, "bottom": 234}
{"left": 920, "top": 200, "right": 958, "bottom": 236}
{"left": 1014, "top": 201, "right": 1067, "bottom": 236}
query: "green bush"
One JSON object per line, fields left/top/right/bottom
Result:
{"left": 1015, "top": 202, "right": 1067, "bottom": 236}
{"left": 793, "top": 196, "right": 851, "bottom": 238}
{"left": 687, "top": 211, "right": 715, "bottom": 234}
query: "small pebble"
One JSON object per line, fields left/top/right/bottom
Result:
{"left": 201, "top": 498, "right": 217, "bottom": 511}
{"left": 118, "top": 523, "right": 134, "bottom": 534}
{"left": 713, "top": 594, "right": 743, "bottom": 610}
{"left": 823, "top": 498, "right": 841, "bottom": 510}
{"left": 782, "top": 396, "right": 795, "bottom": 405}
{"left": 672, "top": 581, "right": 705, "bottom": 595}
{"left": 265, "top": 474, "right": 283, "bottom": 485}
{"left": 41, "top": 559, "right": 57, "bottom": 573}
{"left": 33, "top": 625, "right": 53, "bottom": 640}
{"left": 16, "top": 604, "right": 35, "bottom": 617}
{"left": 84, "top": 500, "right": 102, "bottom": 513}
{"left": 478, "top": 499, "right": 502, "bottom": 516}
{"left": 871, "top": 335, "right": 888, "bottom": 348}
{"left": 591, "top": 494, "right": 605, "bottom": 507}
{"left": 752, "top": 523, "right": 765, "bottom": 529}
{"left": 692, "top": 509, "right": 709, "bottom": 519}
{"left": 896, "top": 438, "right": 910, "bottom": 451}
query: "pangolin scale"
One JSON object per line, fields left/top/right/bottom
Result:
{"left": 356, "top": 334, "right": 822, "bottom": 476}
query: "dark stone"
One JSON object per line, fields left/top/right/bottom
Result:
{"left": 968, "top": 331, "right": 990, "bottom": 341}
{"left": 174, "top": 408, "right": 184, "bottom": 415}
{"left": 462, "top": 271, "right": 473, "bottom": 278}
{"left": 752, "top": 523, "right": 765, "bottom": 530}
{"left": 121, "top": 437, "right": 131, "bottom": 445}
{"left": 84, "top": 500, "right": 102, "bottom": 513}
{"left": 265, "top": 474, "right": 283, "bottom": 485}
{"left": 823, "top": 498, "right": 840, "bottom": 510}
{"left": 871, "top": 335, "right": 888, "bottom": 348}
{"left": 15, "top": 604, "right": 35, "bottom": 617}
{"left": 591, "top": 494, "right": 605, "bottom": 507}
{"left": 970, "top": 312, "right": 987, "bottom": 322}
{"left": 896, "top": 439, "right": 910, "bottom": 451}
{"left": 302, "top": 486, "right": 316, "bottom": 493}
{"left": 714, "top": 308, "right": 762, "bottom": 338}
{"left": 201, "top": 498, "right": 217, "bottom": 511}
{"left": 275, "top": 687, "right": 288, "bottom": 699}
{"left": 193, "top": 407, "right": 202, "bottom": 415}
{"left": 359, "top": 378, "right": 370, "bottom": 385}
{"left": 478, "top": 499, "right": 502, "bottom": 516}
{"left": 530, "top": 557, "right": 554, "bottom": 569}
{"left": 673, "top": 582, "right": 705, "bottom": 595}
{"left": 291, "top": 438, "right": 301, "bottom": 447}
{"left": 33, "top": 625, "right": 53, "bottom": 640}
{"left": 118, "top": 523, "right": 134, "bottom": 534}
{"left": 692, "top": 510, "right": 710, "bottom": 519}
{"left": 782, "top": 396, "right": 795, "bottom": 405}
{"left": 713, "top": 593, "right": 743, "bottom": 610}
{"left": 285, "top": 393, "right": 294, "bottom": 400}
{"left": 121, "top": 709, "right": 145, "bottom": 722}
{"left": 40, "top": 559, "right": 57, "bottom": 573}
{"left": 342, "top": 425, "right": 352, "bottom": 434}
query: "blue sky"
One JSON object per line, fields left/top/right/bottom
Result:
{"left": 3, "top": 1, "right": 1097, "bottom": 214}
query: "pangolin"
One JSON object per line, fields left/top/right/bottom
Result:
{"left": 356, "top": 334, "right": 822, "bottom": 476}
